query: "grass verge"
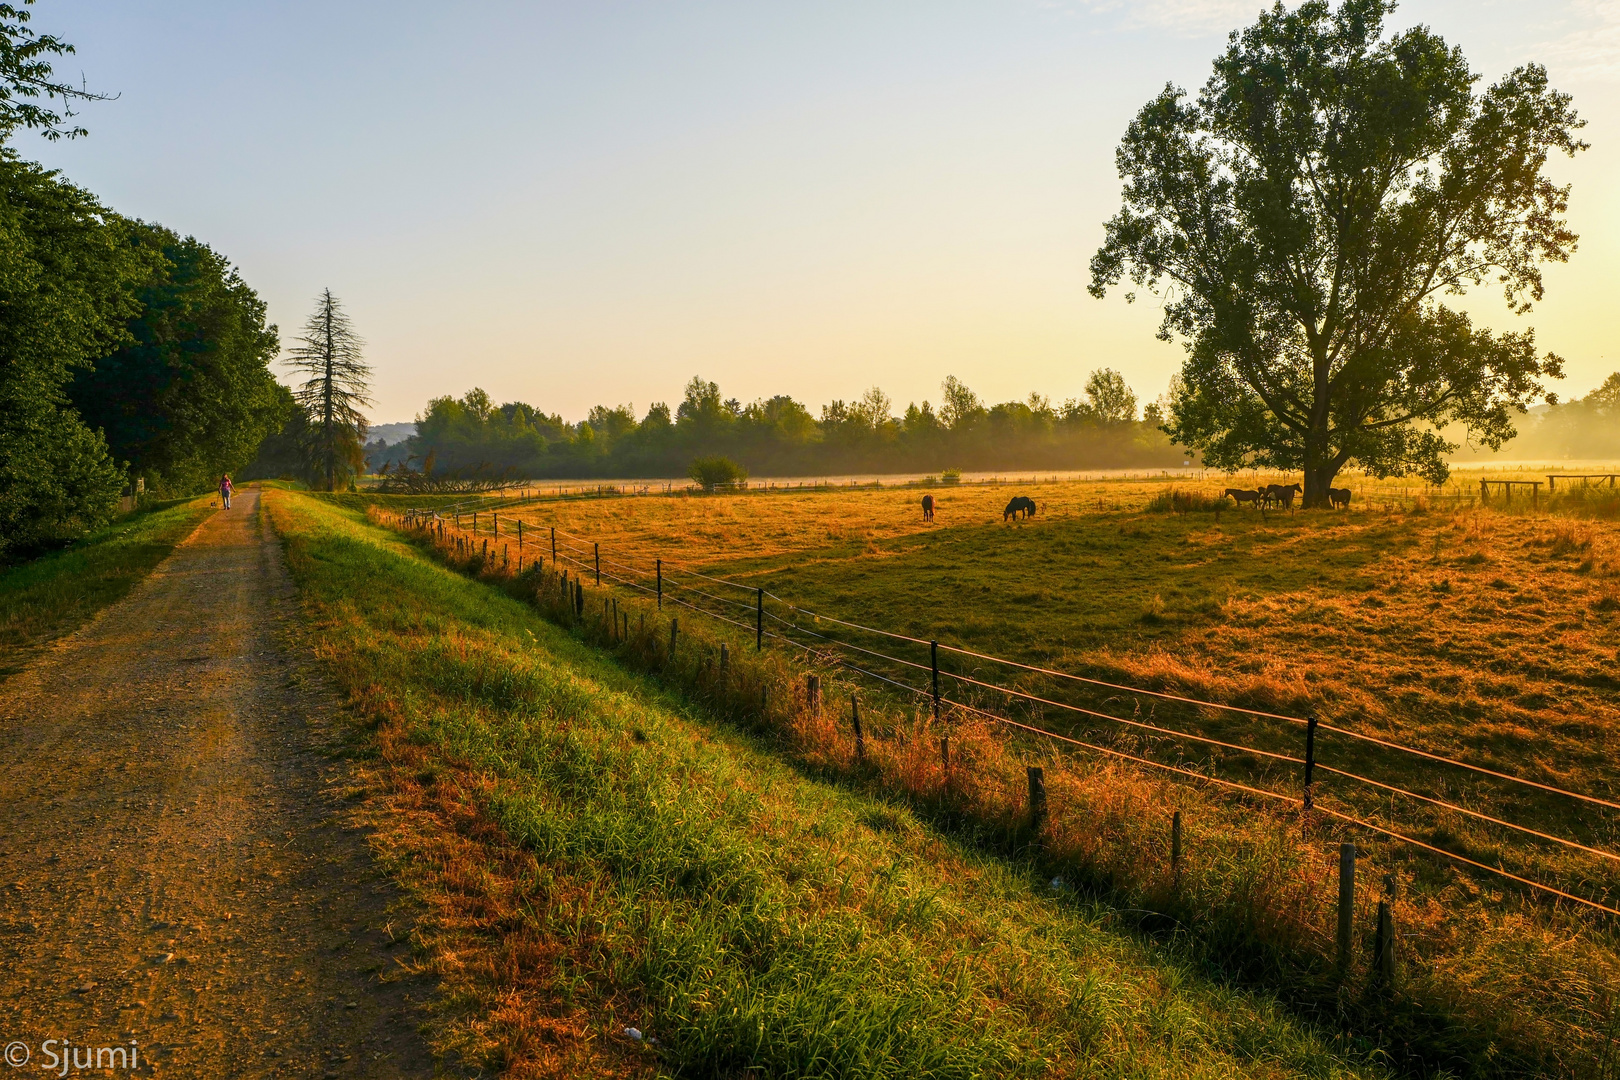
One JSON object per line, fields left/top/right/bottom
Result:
{"left": 0, "top": 494, "right": 213, "bottom": 677}
{"left": 265, "top": 488, "right": 1391, "bottom": 1079}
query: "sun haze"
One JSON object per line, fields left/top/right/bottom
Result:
{"left": 23, "top": 0, "right": 1620, "bottom": 420}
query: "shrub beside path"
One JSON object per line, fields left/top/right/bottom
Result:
{"left": 0, "top": 490, "right": 437, "bottom": 1078}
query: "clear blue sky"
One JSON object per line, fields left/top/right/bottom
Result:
{"left": 22, "top": 0, "right": 1620, "bottom": 423}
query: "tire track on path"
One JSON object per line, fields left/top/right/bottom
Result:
{"left": 0, "top": 490, "right": 439, "bottom": 1078}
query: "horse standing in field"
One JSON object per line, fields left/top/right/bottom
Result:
{"left": 1003, "top": 496, "right": 1037, "bottom": 521}
{"left": 1265, "top": 483, "right": 1303, "bottom": 509}
{"left": 1224, "top": 487, "right": 1264, "bottom": 508}
{"left": 921, "top": 493, "right": 935, "bottom": 521}
{"left": 1329, "top": 487, "right": 1352, "bottom": 509}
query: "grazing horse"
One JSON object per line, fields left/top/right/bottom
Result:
{"left": 1265, "top": 483, "right": 1303, "bottom": 509}
{"left": 1328, "top": 487, "right": 1352, "bottom": 510}
{"left": 1003, "top": 496, "right": 1037, "bottom": 521}
{"left": 921, "top": 493, "right": 936, "bottom": 521}
{"left": 1224, "top": 487, "right": 1263, "bottom": 508}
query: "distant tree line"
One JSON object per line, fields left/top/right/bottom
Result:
{"left": 368, "top": 370, "right": 1185, "bottom": 481}
{"left": 1451, "top": 372, "right": 1620, "bottom": 462}
{"left": 0, "top": 3, "right": 287, "bottom": 559}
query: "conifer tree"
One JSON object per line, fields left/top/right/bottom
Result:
{"left": 287, "top": 289, "right": 370, "bottom": 491}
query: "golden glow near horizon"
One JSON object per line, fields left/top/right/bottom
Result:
{"left": 24, "top": 1, "right": 1620, "bottom": 423}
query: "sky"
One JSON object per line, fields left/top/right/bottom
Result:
{"left": 21, "top": 0, "right": 1620, "bottom": 424}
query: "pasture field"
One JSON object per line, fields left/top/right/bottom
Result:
{"left": 400, "top": 468, "right": 1620, "bottom": 1074}
{"left": 0, "top": 494, "right": 214, "bottom": 678}
{"left": 266, "top": 489, "right": 1392, "bottom": 1080}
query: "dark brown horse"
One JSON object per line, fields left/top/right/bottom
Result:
{"left": 921, "top": 493, "right": 935, "bottom": 521}
{"left": 1264, "top": 483, "right": 1302, "bottom": 509}
{"left": 1003, "top": 496, "right": 1037, "bottom": 521}
{"left": 1224, "top": 487, "right": 1263, "bottom": 507}
{"left": 1328, "top": 487, "right": 1352, "bottom": 509}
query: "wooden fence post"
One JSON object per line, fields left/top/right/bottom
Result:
{"left": 851, "top": 693, "right": 864, "bottom": 760}
{"left": 930, "top": 640, "right": 941, "bottom": 721}
{"left": 1375, "top": 900, "right": 1395, "bottom": 984}
{"left": 656, "top": 560, "right": 663, "bottom": 609}
{"left": 1302, "top": 714, "right": 1317, "bottom": 811}
{"left": 1337, "top": 843, "right": 1356, "bottom": 977}
{"left": 551, "top": 527, "right": 556, "bottom": 565}
{"left": 1027, "top": 766, "right": 1046, "bottom": 835}
{"left": 669, "top": 617, "right": 678, "bottom": 654}
{"left": 594, "top": 542, "right": 600, "bottom": 585}
{"left": 1171, "top": 810, "right": 1183, "bottom": 888}
{"left": 940, "top": 736, "right": 950, "bottom": 780}
{"left": 807, "top": 674, "right": 821, "bottom": 716}
{"left": 1375, "top": 874, "right": 1397, "bottom": 985}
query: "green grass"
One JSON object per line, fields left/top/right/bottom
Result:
{"left": 0, "top": 495, "right": 213, "bottom": 677}
{"left": 267, "top": 489, "right": 1389, "bottom": 1080}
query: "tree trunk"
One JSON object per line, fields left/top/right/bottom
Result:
{"left": 1303, "top": 465, "right": 1336, "bottom": 508}
{"left": 1303, "top": 430, "right": 1336, "bottom": 509}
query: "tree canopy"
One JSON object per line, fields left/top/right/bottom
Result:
{"left": 287, "top": 289, "right": 370, "bottom": 491}
{"left": 375, "top": 371, "right": 1172, "bottom": 481}
{"left": 70, "top": 222, "right": 286, "bottom": 495}
{"left": 0, "top": 149, "right": 145, "bottom": 557}
{"left": 1089, "top": 0, "right": 1584, "bottom": 503}
{"left": 0, "top": 1, "right": 111, "bottom": 140}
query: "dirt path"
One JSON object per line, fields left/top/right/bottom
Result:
{"left": 0, "top": 491, "right": 439, "bottom": 1078}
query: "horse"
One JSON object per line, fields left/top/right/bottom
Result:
{"left": 1003, "top": 496, "right": 1037, "bottom": 521}
{"left": 921, "top": 493, "right": 935, "bottom": 522}
{"left": 1265, "top": 483, "right": 1302, "bottom": 509}
{"left": 1224, "top": 487, "right": 1263, "bottom": 508}
{"left": 1328, "top": 487, "right": 1352, "bottom": 510}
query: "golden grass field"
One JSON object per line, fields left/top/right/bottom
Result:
{"left": 367, "top": 467, "right": 1620, "bottom": 1071}
{"left": 360, "top": 466, "right": 1620, "bottom": 1075}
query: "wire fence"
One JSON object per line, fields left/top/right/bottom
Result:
{"left": 404, "top": 501, "right": 1620, "bottom": 920}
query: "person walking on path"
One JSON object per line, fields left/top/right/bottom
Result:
{"left": 219, "top": 473, "right": 233, "bottom": 509}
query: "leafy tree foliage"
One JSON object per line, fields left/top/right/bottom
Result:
{"left": 1090, "top": 0, "right": 1583, "bottom": 504}
{"left": 0, "top": 1, "right": 112, "bottom": 141}
{"left": 688, "top": 455, "right": 748, "bottom": 492}
{"left": 287, "top": 289, "right": 370, "bottom": 491}
{"left": 70, "top": 222, "right": 285, "bottom": 495}
{"left": 0, "top": 150, "right": 145, "bottom": 558}
{"left": 387, "top": 371, "right": 1176, "bottom": 480}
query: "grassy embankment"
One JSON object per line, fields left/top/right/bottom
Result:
{"left": 0, "top": 495, "right": 215, "bottom": 678}
{"left": 266, "top": 488, "right": 1392, "bottom": 1080}
{"left": 415, "top": 474, "right": 1620, "bottom": 1076}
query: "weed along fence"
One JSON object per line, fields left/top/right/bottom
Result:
{"left": 386, "top": 498, "right": 1620, "bottom": 1069}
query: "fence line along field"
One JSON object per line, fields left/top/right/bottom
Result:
{"left": 391, "top": 466, "right": 1620, "bottom": 1071}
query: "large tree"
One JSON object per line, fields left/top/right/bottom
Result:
{"left": 0, "top": 151, "right": 144, "bottom": 557}
{"left": 1089, "top": 0, "right": 1584, "bottom": 504}
{"left": 287, "top": 289, "right": 370, "bottom": 491}
{"left": 71, "top": 222, "right": 286, "bottom": 495}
